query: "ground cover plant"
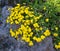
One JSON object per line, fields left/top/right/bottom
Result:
{"left": 6, "top": 0, "right": 60, "bottom": 49}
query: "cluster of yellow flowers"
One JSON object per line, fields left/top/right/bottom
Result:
{"left": 6, "top": 4, "right": 51, "bottom": 46}
{"left": 53, "top": 33, "right": 58, "bottom": 37}
{"left": 55, "top": 42, "right": 60, "bottom": 49}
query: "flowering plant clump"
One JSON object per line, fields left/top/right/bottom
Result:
{"left": 6, "top": 0, "right": 60, "bottom": 49}
{"left": 6, "top": 4, "right": 51, "bottom": 46}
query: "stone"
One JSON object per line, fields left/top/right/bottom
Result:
{"left": 1, "top": 0, "right": 8, "bottom": 7}
{"left": 19, "top": 36, "right": 55, "bottom": 51}
{"left": 2, "top": 6, "right": 12, "bottom": 20}
{"left": 56, "top": 49, "right": 60, "bottom": 51}
{"left": 0, "top": 35, "right": 18, "bottom": 51}
{"left": 0, "top": 6, "right": 12, "bottom": 33}
{"left": 36, "top": 36, "right": 55, "bottom": 51}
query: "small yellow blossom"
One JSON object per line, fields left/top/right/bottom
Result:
{"left": 15, "top": 20, "right": 19, "bottom": 24}
{"left": 41, "top": 35, "right": 45, "bottom": 40}
{"left": 16, "top": 31, "right": 19, "bottom": 35}
{"left": 39, "top": 14, "right": 43, "bottom": 18}
{"left": 45, "top": 18, "right": 49, "bottom": 22}
{"left": 55, "top": 27, "right": 58, "bottom": 31}
{"left": 33, "top": 36, "right": 37, "bottom": 40}
{"left": 58, "top": 42, "right": 60, "bottom": 45}
{"left": 43, "top": 6, "right": 46, "bottom": 10}
{"left": 39, "top": 27, "right": 43, "bottom": 30}
{"left": 44, "top": 29, "right": 51, "bottom": 36}
{"left": 17, "top": 4, "right": 20, "bottom": 6}
{"left": 25, "top": 38, "right": 30, "bottom": 42}
{"left": 22, "top": 36, "right": 27, "bottom": 40}
{"left": 28, "top": 41, "right": 33, "bottom": 46}
{"left": 55, "top": 45, "right": 59, "bottom": 49}
{"left": 53, "top": 33, "right": 58, "bottom": 37}
{"left": 36, "top": 38, "right": 42, "bottom": 42}
{"left": 33, "top": 23, "right": 39, "bottom": 28}
{"left": 10, "top": 29, "right": 15, "bottom": 37}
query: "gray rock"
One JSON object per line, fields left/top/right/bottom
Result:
{"left": 19, "top": 36, "right": 55, "bottom": 51}
{"left": 1, "top": 0, "right": 9, "bottom": 7}
{"left": 36, "top": 36, "right": 55, "bottom": 51}
{"left": 56, "top": 49, "right": 60, "bottom": 51}
{"left": 2, "top": 6, "right": 12, "bottom": 20}
{"left": 0, "top": 25, "right": 55, "bottom": 51}
{"left": 0, "top": 30, "right": 55, "bottom": 51}
{"left": 14, "top": 48, "right": 21, "bottom": 51}
{"left": 0, "top": 6, "right": 12, "bottom": 34}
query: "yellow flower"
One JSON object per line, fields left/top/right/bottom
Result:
{"left": 33, "top": 36, "right": 42, "bottom": 43}
{"left": 20, "top": 10, "right": 24, "bottom": 14}
{"left": 10, "top": 29, "right": 13, "bottom": 33}
{"left": 58, "top": 42, "right": 60, "bottom": 45}
{"left": 53, "top": 33, "right": 58, "bottom": 37}
{"left": 28, "top": 27, "right": 32, "bottom": 33}
{"left": 24, "top": 23, "right": 27, "bottom": 26}
{"left": 36, "top": 38, "right": 42, "bottom": 42}
{"left": 25, "top": 15, "right": 29, "bottom": 18}
{"left": 55, "top": 27, "right": 58, "bottom": 31}
{"left": 17, "top": 4, "right": 20, "bottom": 6}
{"left": 39, "top": 27, "right": 43, "bottom": 30}
{"left": 16, "top": 31, "right": 19, "bottom": 35}
{"left": 15, "top": 20, "right": 19, "bottom": 24}
{"left": 39, "top": 14, "right": 43, "bottom": 18}
{"left": 33, "top": 36, "right": 37, "bottom": 40}
{"left": 35, "top": 28, "right": 39, "bottom": 31}
{"left": 22, "top": 36, "right": 26, "bottom": 40}
{"left": 33, "top": 23, "right": 39, "bottom": 28}
{"left": 6, "top": 20, "right": 9, "bottom": 23}
{"left": 25, "top": 9, "right": 29, "bottom": 14}
{"left": 58, "top": 45, "right": 60, "bottom": 49}
{"left": 10, "top": 18, "right": 13, "bottom": 22}
{"left": 18, "top": 29, "right": 22, "bottom": 35}
{"left": 41, "top": 35, "right": 45, "bottom": 40}
{"left": 10, "top": 21, "right": 14, "bottom": 24}
{"left": 11, "top": 8, "right": 14, "bottom": 10}
{"left": 30, "top": 32, "right": 33, "bottom": 36}
{"left": 34, "top": 17, "right": 40, "bottom": 20}
{"left": 55, "top": 45, "right": 59, "bottom": 49}
{"left": 28, "top": 41, "right": 33, "bottom": 46}
{"left": 45, "top": 18, "right": 49, "bottom": 22}
{"left": 25, "top": 38, "right": 30, "bottom": 42}
{"left": 18, "top": 19, "right": 21, "bottom": 22}
{"left": 25, "top": 20, "right": 30, "bottom": 23}
{"left": 43, "top": 6, "right": 46, "bottom": 10}
{"left": 44, "top": 29, "right": 51, "bottom": 36}
{"left": 23, "top": 3, "right": 26, "bottom": 5}
{"left": 10, "top": 29, "right": 15, "bottom": 37}
{"left": 8, "top": 8, "right": 10, "bottom": 10}
{"left": 30, "top": 19, "right": 33, "bottom": 23}
{"left": 28, "top": 32, "right": 33, "bottom": 37}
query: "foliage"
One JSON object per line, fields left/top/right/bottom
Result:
{"left": 29, "top": 0, "right": 60, "bottom": 49}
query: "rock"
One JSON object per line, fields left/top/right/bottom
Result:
{"left": 0, "top": 6, "right": 12, "bottom": 32}
{"left": 56, "top": 49, "right": 60, "bottom": 51}
{"left": 0, "top": 28, "right": 55, "bottom": 51}
{"left": 0, "top": 25, "right": 55, "bottom": 51}
{"left": 18, "top": 36, "right": 55, "bottom": 51}
{"left": 36, "top": 36, "right": 55, "bottom": 51}
{"left": 0, "top": 35, "right": 18, "bottom": 51}
{"left": 1, "top": 0, "right": 8, "bottom": 7}
{"left": 2, "top": 6, "right": 12, "bottom": 20}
